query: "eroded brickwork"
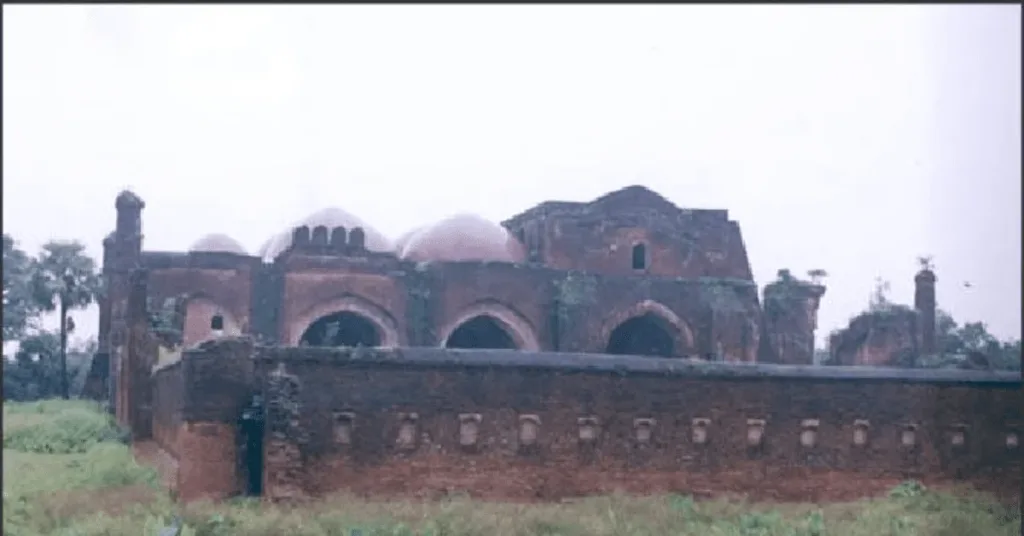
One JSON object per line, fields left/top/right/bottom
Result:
{"left": 829, "top": 269, "right": 938, "bottom": 367}
{"left": 107, "top": 187, "right": 1020, "bottom": 505}
{"left": 146, "top": 343, "right": 1022, "bottom": 503}
{"left": 97, "top": 185, "right": 776, "bottom": 372}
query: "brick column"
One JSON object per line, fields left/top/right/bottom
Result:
{"left": 263, "top": 363, "right": 308, "bottom": 501}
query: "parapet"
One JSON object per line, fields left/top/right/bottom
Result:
{"left": 245, "top": 346, "right": 1019, "bottom": 385}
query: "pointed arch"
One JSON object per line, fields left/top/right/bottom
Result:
{"left": 287, "top": 294, "right": 401, "bottom": 347}
{"left": 438, "top": 300, "right": 540, "bottom": 351}
{"left": 600, "top": 300, "right": 695, "bottom": 357}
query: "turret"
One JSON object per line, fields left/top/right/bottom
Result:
{"left": 112, "top": 190, "right": 145, "bottom": 269}
{"left": 914, "top": 268, "right": 937, "bottom": 355}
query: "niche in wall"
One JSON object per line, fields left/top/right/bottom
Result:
{"left": 800, "top": 419, "right": 820, "bottom": 448}
{"left": 692, "top": 418, "right": 711, "bottom": 445}
{"left": 578, "top": 416, "right": 600, "bottom": 444}
{"left": 396, "top": 413, "right": 418, "bottom": 451}
{"left": 747, "top": 419, "right": 766, "bottom": 448}
{"left": 518, "top": 414, "right": 540, "bottom": 449}
{"left": 333, "top": 412, "right": 355, "bottom": 445}
{"left": 633, "top": 418, "right": 655, "bottom": 445}
{"left": 900, "top": 423, "right": 919, "bottom": 449}
{"left": 459, "top": 413, "right": 482, "bottom": 448}
{"left": 852, "top": 419, "right": 871, "bottom": 447}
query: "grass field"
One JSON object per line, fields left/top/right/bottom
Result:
{"left": 3, "top": 400, "right": 1020, "bottom": 536}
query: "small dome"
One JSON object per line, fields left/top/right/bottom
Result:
{"left": 189, "top": 233, "right": 247, "bottom": 255}
{"left": 400, "top": 214, "right": 526, "bottom": 263}
{"left": 261, "top": 207, "right": 392, "bottom": 260}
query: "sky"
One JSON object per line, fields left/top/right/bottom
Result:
{"left": 3, "top": 5, "right": 1021, "bottom": 348}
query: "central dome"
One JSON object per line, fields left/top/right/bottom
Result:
{"left": 260, "top": 207, "right": 392, "bottom": 260}
{"left": 400, "top": 214, "right": 526, "bottom": 263}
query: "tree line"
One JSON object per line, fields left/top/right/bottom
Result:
{"left": 3, "top": 234, "right": 102, "bottom": 401}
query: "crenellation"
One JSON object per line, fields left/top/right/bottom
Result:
{"left": 329, "top": 227, "right": 347, "bottom": 252}
{"left": 310, "top": 225, "right": 329, "bottom": 248}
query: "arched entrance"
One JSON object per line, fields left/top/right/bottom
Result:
{"left": 445, "top": 316, "right": 518, "bottom": 349}
{"left": 606, "top": 314, "right": 676, "bottom": 357}
{"left": 299, "top": 311, "right": 382, "bottom": 347}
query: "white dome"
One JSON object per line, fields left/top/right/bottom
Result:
{"left": 189, "top": 233, "right": 247, "bottom": 255}
{"left": 261, "top": 207, "right": 392, "bottom": 260}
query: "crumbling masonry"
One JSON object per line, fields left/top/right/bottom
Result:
{"left": 87, "top": 186, "right": 1020, "bottom": 502}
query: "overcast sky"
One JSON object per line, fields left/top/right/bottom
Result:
{"left": 3, "top": 5, "right": 1021, "bottom": 347}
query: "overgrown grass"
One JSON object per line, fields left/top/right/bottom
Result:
{"left": 3, "top": 400, "right": 1020, "bottom": 536}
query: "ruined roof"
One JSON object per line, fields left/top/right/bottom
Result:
{"left": 261, "top": 207, "right": 392, "bottom": 261}
{"left": 502, "top": 184, "right": 727, "bottom": 228}
{"left": 188, "top": 233, "right": 247, "bottom": 255}
{"left": 400, "top": 213, "right": 527, "bottom": 263}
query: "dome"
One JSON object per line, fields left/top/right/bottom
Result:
{"left": 261, "top": 207, "right": 392, "bottom": 260}
{"left": 189, "top": 233, "right": 247, "bottom": 255}
{"left": 400, "top": 214, "right": 526, "bottom": 263}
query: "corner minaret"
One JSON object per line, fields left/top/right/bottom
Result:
{"left": 113, "top": 190, "right": 145, "bottom": 268}
{"left": 914, "top": 268, "right": 937, "bottom": 355}
{"left": 107, "top": 190, "right": 146, "bottom": 423}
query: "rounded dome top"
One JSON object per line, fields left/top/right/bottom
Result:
{"left": 261, "top": 207, "right": 392, "bottom": 260}
{"left": 189, "top": 233, "right": 247, "bottom": 255}
{"left": 400, "top": 214, "right": 526, "bottom": 263}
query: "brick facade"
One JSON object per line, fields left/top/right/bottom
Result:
{"left": 94, "top": 186, "right": 1020, "bottom": 503}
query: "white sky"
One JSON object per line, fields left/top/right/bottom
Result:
{"left": 3, "top": 5, "right": 1021, "bottom": 348}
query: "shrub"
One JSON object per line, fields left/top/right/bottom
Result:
{"left": 4, "top": 410, "right": 124, "bottom": 454}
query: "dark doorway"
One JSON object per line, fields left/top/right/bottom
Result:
{"left": 238, "top": 395, "right": 264, "bottom": 497}
{"left": 606, "top": 314, "right": 675, "bottom": 357}
{"left": 445, "top": 316, "right": 517, "bottom": 349}
{"left": 300, "top": 312, "right": 381, "bottom": 347}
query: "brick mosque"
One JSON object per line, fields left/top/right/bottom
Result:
{"left": 87, "top": 185, "right": 1021, "bottom": 503}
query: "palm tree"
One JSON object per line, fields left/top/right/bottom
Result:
{"left": 31, "top": 241, "right": 102, "bottom": 399}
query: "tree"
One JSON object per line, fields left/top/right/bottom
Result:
{"left": 868, "top": 277, "right": 892, "bottom": 311}
{"left": 30, "top": 241, "right": 102, "bottom": 399}
{"left": 806, "top": 269, "right": 828, "bottom": 285}
{"left": 3, "top": 331, "right": 61, "bottom": 401}
{"left": 3, "top": 234, "right": 39, "bottom": 341}
{"left": 2, "top": 332, "right": 96, "bottom": 401}
{"left": 920, "top": 308, "right": 1021, "bottom": 371}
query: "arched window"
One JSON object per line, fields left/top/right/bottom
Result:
{"left": 210, "top": 314, "right": 225, "bottom": 331}
{"left": 445, "top": 316, "right": 517, "bottom": 350}
{"left": 631, "top": 243, "right": 647, "bottom": 270}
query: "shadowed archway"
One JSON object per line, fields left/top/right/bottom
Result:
{"left": 606, "top": 313, "right": 676, "bottom": 357}
{"left": 445, "top": 315, "right": 518, "bottom": 349}
{"left": 299, "top": 311, "right": 382, "bottom": 347}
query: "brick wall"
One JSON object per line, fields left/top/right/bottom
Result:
{"left": 152, "top": 361, "right": 184, "bottom": 458}
{"left": 174, "top": 342, "right": 1022, "bottom": 502}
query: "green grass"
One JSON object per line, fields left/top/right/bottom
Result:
{"left": 3, "top": 400, "right": 1020, "bottom": 536}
